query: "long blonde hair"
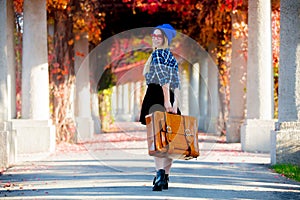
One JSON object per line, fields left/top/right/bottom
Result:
{"left": 143, "top": 35, "right": 169, "bottom": 75}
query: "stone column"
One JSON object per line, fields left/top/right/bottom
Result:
{"left": 112, "top": 86, "right": 117, "bottom": 118}
{"left": 241, "top": 0, "right": 275, "bottom": 152}
{"left": 22, "top": 0, "right": 49, "bottom": 120}
{"left": 91, "top": 92, "right": 101, "bottom": 134}
{"left": 189, "top": 63, "right": 200, "bottom": 121}
{"left": 207, "top": 57, "right": 220, "bottom": 134}
{"left": 89, "top": 53, "right": 101, "bottom": 134}
{"left": 129, "top": 82, "right": 136, "bottom": 121}
{"left": 180, "top": 69, "right": 189, "bottom": 115}
{"left": 12, "top": 0, "right": 55, "bottom": 155}
{"left": 271, "top": 0, "right": 300, "bottom": 165}
{"left": 114, "top": 83, "right": 133, "bottom": 121}
{"left": 123, "top": 83, "right": 130, "bottom": 119}
{"left": 199, "top": 57, "right": 208, "bottom": 131}
{"left": 115, "top": 84, "right": 123, "bottom": 120}
{"left": 75, "top": 33, "right": 94, "bottom": 140}
{"left": 226, "top": 11, "right": 247, "bottom": 143}
{"left": 0, "top": 0, "right": 17, "bottom": 169}
{"left": 0, "top": 0, "right": 16, "bottom": 121}
{"left": 133, "top": 81, "right": 142, "bottom": 121}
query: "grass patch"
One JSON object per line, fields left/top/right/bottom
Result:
{"left": 271, "top": 164, "right": 300, "bottom": 182}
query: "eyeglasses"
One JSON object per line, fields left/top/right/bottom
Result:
{"left": 151, "top": 34, "right": 163, "bottom": 40}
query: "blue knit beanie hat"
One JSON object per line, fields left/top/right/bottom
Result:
{"left": 155, "top": 24, "right": 176, "bottom": 45}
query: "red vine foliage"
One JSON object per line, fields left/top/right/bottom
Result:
{"left": 47, "top": 0, "right": 106, "bottom": 143}
{"left": 13, "top": 0, "right": 281, "bottom": 141}
{"left": 272, "top": 9, "right": 280, "bottom": 118}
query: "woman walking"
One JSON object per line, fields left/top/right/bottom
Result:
{"left": 139, "top": 24, "right": 181, "bottom": 191}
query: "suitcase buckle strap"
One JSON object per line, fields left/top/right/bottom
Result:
{"left": 184, "top": 129, "right": 193, "bottom": 137}
{"left": 166, "top": 126, "right": 172, "bottom": 134}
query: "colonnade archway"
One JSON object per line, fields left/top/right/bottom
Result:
{"left": 1, "top": 0, "right": 299, "bottom": 170}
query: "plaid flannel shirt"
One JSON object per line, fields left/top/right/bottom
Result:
{"left": 145, "top": 48, "right": 180, "bottom": 90}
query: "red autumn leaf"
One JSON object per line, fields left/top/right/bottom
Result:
{"left": 76, "top": 51, "right": 85, "bottom": 57}
{"left": 4, "top": 182, "right": 11, "bottom": 188}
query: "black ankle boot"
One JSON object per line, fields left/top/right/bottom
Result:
{"left": 152, "top": 169, "right": 166, "bottom": 191}
{"left": 163, "top": 174, "right": 169, "bottom": 190}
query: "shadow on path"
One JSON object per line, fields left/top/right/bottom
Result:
{"left": 1, "top": 123, "right": 299, "bottom": 199}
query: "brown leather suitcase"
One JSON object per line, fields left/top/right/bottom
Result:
{"left": 145, "top": 111, "right": 199, "bottom": 160}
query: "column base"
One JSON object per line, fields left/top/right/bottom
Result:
{"left": 0, "top": 130, "right": 9, "bottom": 170}
{"left": 199, "top": 116, "right": 220, "bottom": 135}
{"left": 270, "top": 130, "right": 277, "bottom": 165}
{"left": 226, "top": 117, "right": 243, "bottom": 143}
{"left": 115, "top": 114, "right": 133, "bottom": 122}
{"left": 75, "top": 117, "right": 94, "bottom": 141}
{"left": 198, "top": 115, "right": 207, "bottom": 131}
{"left": 11, "top": 119, "right": 55, "bottom": 155}
{"left": 241, "top": 119, "right": 276, "bottom": 153}
{"left": 272, "top": 122, "right": 300, "bottom": 166}
{"left": 0, "top": 121, "right": 17, "bottom": 169}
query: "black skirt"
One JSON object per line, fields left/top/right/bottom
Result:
{"left": 139, "top": 83, "right": 181, "bottom": 125}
